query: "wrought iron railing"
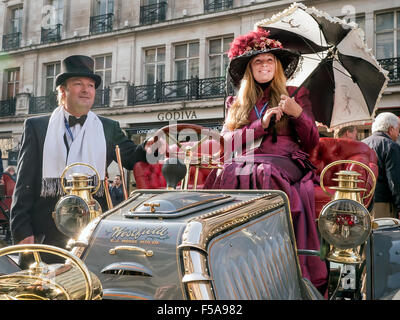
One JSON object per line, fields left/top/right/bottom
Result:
{"left": 28, "top": 89, "right": 110, "bottom": 114}
{"left": 204, "top": 0, "right": 233, "bottom": 13}
{"left": 2, "top": 32, "right": 21, "bottom": 51}
{"left": 140, "top": 2, "right": 167, "bottom": 25}
{"left": 90, "top": 13, "right": 113, "bottom": 34}
{"left": 0, "top": 99, "right": 16, "bottom": 116}
{"left": 128, "top": 77, "right": 227, "bottom": 105}
{"left": 29, "top": 92, "right": 58, "bottom": 114}
{"left": 379, "top": 57, "right": 400, "bottom": 85}
{"left": 93, "top": 87, "right": 110, "bottom": 108}
{"left": 41, "top": 24, "right": 62, "bottom": 44}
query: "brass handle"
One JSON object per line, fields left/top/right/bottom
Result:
{"left": 320, "top": 160, "right": 376, "bottom": 200}
{"left": 109, "top": 246, "right": 153, "bottom": 257}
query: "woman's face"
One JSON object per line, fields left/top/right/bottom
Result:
{"left": 250, "top": 53, "right": 276, "bottom": 84}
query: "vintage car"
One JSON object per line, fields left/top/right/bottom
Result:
{"left": 0, "top": 124, "right": 399, "bottom": 301}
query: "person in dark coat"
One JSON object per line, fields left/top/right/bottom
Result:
{"left": 10, "top": 55, "right": 154, "bottom": 263}
{"left": 109, "top": 174, "right": 124, "bottom": 206}
{"left": 362, "top": 112, "right": 400, "bottom": 219}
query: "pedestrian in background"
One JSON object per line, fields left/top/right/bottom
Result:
{"left": 109, "top": 174, "right": 124, "bottom": 206}
{"left": 362, "top": 112, "right": 400, "bottom": 219}
{"left": 334, "top": 125, "right": 358, "bottom": 140}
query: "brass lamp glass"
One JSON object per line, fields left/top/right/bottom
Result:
{"left": 318, "top": 199, "right": 371, "bottom": 250}
{"left": 53, "top": 195, "right": 95, "bottom": 238}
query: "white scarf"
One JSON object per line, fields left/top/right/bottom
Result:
{"left": 41, "top": 106, "right": 106, "bottom": 197}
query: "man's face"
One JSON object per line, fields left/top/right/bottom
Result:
{"left": 114, "top": 176, "right": 121, "bottom": 186}
{"left": 346, "top": 128, "right": 357, "bottom": 140}
{"left": 61, "top": 77, "right": 96, "bottom": 116}
{"left": 388, "top": 119, "right": 400, "bottom": 142}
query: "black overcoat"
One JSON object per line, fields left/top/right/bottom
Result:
{"left": 10, "top": 114, "right": 147, "bottom": 248}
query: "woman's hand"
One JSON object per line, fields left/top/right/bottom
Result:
{"left": 261, "top": 106, "right": 284, "bottom": 129}
{"left": 279, "top": 94, "right": 303, "bottom": 118}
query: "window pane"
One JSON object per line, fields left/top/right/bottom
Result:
{"left": 376, "top": 12, "right": 394, "bottom": 32}
{"left": 398, "top": 12, "right": 400, "bottom": 28}
{"left": 95, "top": 56, "right": 104, "bottom": 69}
{"left": 397, "top": 32, "right": 400, "bottom": 56}
{"left": 355, "top": 16, "right": 365, "bottom": 32}
{"left": 105, "top": 55, "right": 112, "bottom": 69}
{"left": 189, "top": 42, "right": 199, "bottom": 57}
{"left": 146, "top": 65, "right": 155, "bottom": 84}
{"left": 209, "top": 55, "right": 221, "bottom": 77}
{"left": 145, "top": 49, "right": 156, "bottom": 63}
{"left": 157, "top": 47, "right": 165, "bottom": 62}
{"left": 188, "top": 58, "right": 199, "bottom": 78}
{"left": 104, "top": 70, "right": 111, "bottom": 87}
{"left": 46, "top": 64, "right": 54, "bottom": 77}
{"left": 157, "top": 64, "right": 165, "bottom": 82}
{"left": 223, "top": 55, "right": 229, "bottom": 75}
{"left": 175, "top": 44, "right": 187, "bottom": 59}
{"left": 56, "top": 63, "right": 61, "bottom": 75}
{"left": 46, "top": 78, "right": 54, "bottom": 95}
{"left": 210, "top": 39, "right": 221, "bottom": 54}
{"left": 376, "top": 32, "right": 394, "bottom": 59}
{"left": 7, "top": 84, "right": 15, "bottom": 98}
{"left": 175, "top": 60, "right": 186, "bottom": 80}
{"left": 223, "top": 37, "right": 233, "bottom": 52}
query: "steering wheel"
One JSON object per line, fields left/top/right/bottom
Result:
{"left": 152, "top": 123, "right": 224, "bottom": 163}
{"left": 150, "top": 123, "right": 225, "bottom": 189}
{"left": 0, "top": 244, "right": 94, "bottom": 300}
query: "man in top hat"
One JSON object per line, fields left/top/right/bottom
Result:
{"left": 10, "top": 55, "right": 154, "bottom": 257}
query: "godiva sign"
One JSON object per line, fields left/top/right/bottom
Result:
{"left": 157, "top": 110, "right": 198, "bottom": 121}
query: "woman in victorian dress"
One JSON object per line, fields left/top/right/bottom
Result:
{"left": 204, "top": 28, "right": 327, "bottom": 291}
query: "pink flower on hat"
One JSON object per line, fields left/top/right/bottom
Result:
{"left": 228, "top": 28, "right": 283, "bottom": 60}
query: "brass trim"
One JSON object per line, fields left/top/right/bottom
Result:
{"left": 143, "top": 202, "right": 160, "bottom": 213}
{"left": 320, "top": 160, "right": 376, "bottom": 201}
{"left": 60, "top": 162, "right": 101, "bottom": 195}
{"left": 129, "top": 194, "right": 230, "bottom": 214}
{"left": 109, "top": 245, "right": 153, "bottom": 257}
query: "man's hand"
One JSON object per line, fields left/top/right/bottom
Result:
{"left": 18, "top": 235, "right": 35, "bottom": 245}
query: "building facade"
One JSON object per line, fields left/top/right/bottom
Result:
{"left": 0, "top": 0, "right": 399, "bottom": 179}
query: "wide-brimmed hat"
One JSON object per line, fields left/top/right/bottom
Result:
{"left": 227, "top": 28, "right": 300, "bottom": 88}
{"left": 55, "top": 55, "right": 102, "bottom": 89}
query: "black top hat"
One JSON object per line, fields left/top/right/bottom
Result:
{"left": 55, "top": 55, "right": 102, "bottom": 89}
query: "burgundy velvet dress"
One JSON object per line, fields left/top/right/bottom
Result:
{"left": 203, "top": 86, "right": 327, "bottom": 290}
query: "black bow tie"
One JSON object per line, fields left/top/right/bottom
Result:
{"left": 68, "top": 115, "right": 87, "bottom": 127}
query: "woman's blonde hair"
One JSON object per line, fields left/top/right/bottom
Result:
{"left": 225, "top": 54, "right": 288, "bottom": 131}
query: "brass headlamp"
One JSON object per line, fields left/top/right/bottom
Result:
{"left": 52, "top": 163, "right": 102, "bottom": 239}
{"left": 318, "top": 160, "right": 376, "bottom": 264}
